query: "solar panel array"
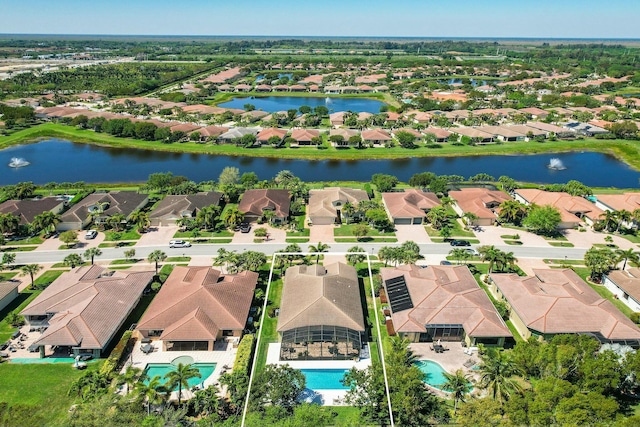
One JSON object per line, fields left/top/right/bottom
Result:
{"left": 385, "top": 275, "right": 414, "bottom": 312}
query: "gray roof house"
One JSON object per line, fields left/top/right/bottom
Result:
{"left": 57, "top": 191, "right": 149, "bottom": 231}
{"left": 149, "top": 192, "right": 223, "bottom": 226}
{"left": 308, "top": 187, "right": 369, "bottom": 225}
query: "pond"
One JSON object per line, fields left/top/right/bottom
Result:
{"left": 218, "top": 96, "right": 386, "bottom": 113}
{"left": 1, "top": 139, "right": 639, "bottom": 187}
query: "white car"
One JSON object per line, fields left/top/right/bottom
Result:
{"left": 85, "top": 230, "right": 98, "bottom": 239}
{"left": 169, "top": 240, "right": 191, "bottom": 248}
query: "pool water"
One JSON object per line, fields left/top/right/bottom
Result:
{"left": 10, "top": 357, "right": 76, "bottom": 364}
{"left": 301, "top": 369, "right": 349, "bottom": 390}
{"left": 414, "top": 360, "right": 449, "bottom": 390}
{"left": 143, "top": 363, "right": 216, "bottom": 390}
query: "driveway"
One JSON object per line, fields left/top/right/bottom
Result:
{"left": 563, "top": 228, "right": 636, "bottom": 250}
{"left": 232, "top": 224, "right": 286, "bottom": 244}
{"left": 309, "top": 224, "right": 336, "bottom": 243}
{"left": 136, "top": 226, "right": 179, "bottom": 247}
{"left": 36, "top": 230, "right": 105, "bottom": 251}
{"left": 394, "top": 224, "right": 430, "bottom": 244}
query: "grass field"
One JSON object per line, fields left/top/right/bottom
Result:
{"left": 3, "top": 123, "right": 640, "bottom": 169}
{"left": 0, "top": 289, "right": 42, "bottom": 343}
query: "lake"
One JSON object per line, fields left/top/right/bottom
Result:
{"left": 218, "top": 96, "right": 386, "bottom": 113}
{"left": 2, "top": 139, "right": 639, "bottom": 187}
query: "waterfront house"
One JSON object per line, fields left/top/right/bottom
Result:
{"left": 149, "top": 192, "right": 223, "bottom": 227}
{"left": 0, "top": 197, "right": 65, "bottom": 226}
{"left": 57, "top": 191, "right": 149, "bottom": 231}
{"left": 308, "top": 187, "right": 369, "bottom": 225}
{"left": 0, "top": 281, "right": 19, "bottom": 313}
{"left": 238, "top": 189, "right": 291, "bottom": 224}
{"left": 514, "top": 189, "right": 604, "bottom": 228}
{"left": 603, "top": 269, "right": 640, "bottom": 313}
{"left": 382, "top": 189, "right": 441, "bottom": 225}
{"left": 449, "top": 188, "right": 512, "bottom": 226}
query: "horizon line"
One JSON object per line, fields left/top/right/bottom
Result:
{"left": 1, "top": 33, "right": 639, "bottom": 41}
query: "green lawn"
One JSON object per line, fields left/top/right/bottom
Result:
{"left": 0, "top": 362, "right": 103, "bottom": 427}
{"left": 103, "top": 229, "right": 141, "bottom": 241}
{"left": 504, "top": 240, "right": 524, "bottom": 245}
{"left": 98, "top": 241, "right": 136, "bottom": 248}
{"left": 425, "top": 223, "right": 476, "bottom": 238}
{"left": 165, "top": 256, "right": 191, "bottom": 262}
{"left": 431, "top": 238, "right": 480, "bottom": 244}
{"left": 110, "top": 259, "right": 140, "bottom": 265}
{"left": 548, "top": 242, "right": 575, "bottom": 247}
{"left": 173, "top": 229, "right": 233, "bottom": 238}
{"left": 0, "top": 272, "right": 18, "bottom": 281}
{"left": 0, "top": 289, "right": 42, "bottom": 343}
{"left": 255, "top": 274, "right": 283, "bottom": 373}
{"left": 5, "top": 236, "right": 44, "bottom": 246}
{"left": 571, "top": 267, "right": 634, "bottom": 318}
{"left": 32, "top": 270, "right": 66, "bottom": 289}
{"left": 335, "top": 237, "right": 398, "bottom": 243}
{"left": 2, "top": 246, "right": 37, "bottom": 252}
{"left": 285, "top": 238, "right": 310, "bottom": 243}
{"left": 334, "top": 224, "right": 396, "bottom": 237}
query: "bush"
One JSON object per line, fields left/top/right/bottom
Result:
{"left": 631, "top": 312, "right": 640, "bottom": 324}
{"left": 100, "top": 330, "right": 132, "bottom": 376}
{"left": 232, "top": 334, "right": 255, "bottom": 375}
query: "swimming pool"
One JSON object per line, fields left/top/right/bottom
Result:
{"left": 143, "top": 363, "right": 216, "bottom": 391}
{"left": 414, "top": 360, "right": 449, "bottom": 390}
{"left": 301, "top": 369, "right": 349, "bottom": 390}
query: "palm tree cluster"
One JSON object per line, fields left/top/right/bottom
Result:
{"left": 477, "top": 245, "right": 518, "bottom": 273}
{"left": 213, "top": 248, "right": 267, "bottom": 273}
{"left": 477, "top": 348, "right": 524, "bottom": 402}
{"left": 498, "top": 200, "right": 529, "bottom": 225}
{"left": 598, "top": 209, "right": 639, "bottom": 233}
{"left": 378, "top": 241, "right": 422, "bottom": 266}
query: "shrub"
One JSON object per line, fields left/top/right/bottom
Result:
{"left": 100, "top": 330, "right": 132, "bottom": 376}
{"left": 232, "top": 334, "right": 255, "bottom": 375}
{"left": 631, "top": 312, "right": 640, "bottom": 324}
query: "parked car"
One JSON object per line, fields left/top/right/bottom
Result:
{"left": 463, "top": 248, "right": 480, "bottom": 256}
{"left": 439, "top": 260, "right": 452, "bottom": 265}
{"left": 78, "top": 354, "right": 93, "bottom": 361}
{"left": 450, "top": 239, "right": 471, "bottom": 247}
{"left": 85, "top": 230, "right": 98, "bottom": 239}
{"left": 169, "top": 240, "right": 191, "bottom": 248}
{"left": 239, "top": 223, "right": 251, "bottom": 233}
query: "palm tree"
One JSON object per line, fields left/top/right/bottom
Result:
{"left": 0, "top": 213, "right": 19, "bottom": 235}
{"left": 213, "top": 248, "right": 236, "bottom": 273}
{"left": 616, "top": 248, "right": 639, "bottom": 270}
{"left": 497, "top": 251, "right": 518, "bottom": 272}
{"left": 498, "top": 200, "right": 527, "bottom": 225}
{"left": 478, "top": 245, "right": 502, "bottom": 273}
{"left": 601, "top": 210, "right": 619, "bottom": 232}
{"left": 191, "top": 385, "right": 221, "bottom": 417}
{"left": 442, "top": 369, "right": 473, "bottom": 415}
{"left": 616, "top": 210, "right": 632, "bottom": 232}
{"left": 308, "top": 241, "right": 330, "bottom": 264}
{"left": 129, "top": 210, "right": 150, "bottom": 233}
{"left": 63, "top": 253, "right": 84, "bottom": 268}
{"left": 84, "top": 247, "right": 102, "bottom": 265}
{"left": 387, "top": 336, "right": 418, "bottom": 367}
{"left": 148, "top": 250, "right": 167, "bottom": 275}
{"left": 342, "top": 202, "right": 355, "bottom": 224}
{"left": 163, "top": 363, "right": 201, "bottom": 406}
{"left": 477, "top": 349, "right": 523, "bottom": 402}
{"left": 221, "top": 206, "right": 244, "bottom": 228}
{"left": 426, "top": 206, "right": 449, "bottom": 230}
{"left": 196, "top": 205, "right": 220, "bottom": 230}
{"left": 118, "top": 366, "right": 145, "bottom": 395}
{"left": 107, "top": 213, "right": 126, "bottom": 231}
{"left": 20, "top": 264, "right": 42, "bottom": 289}
{"left": 449, "top": 248, "right": 470, "bottom": 265}
{"left": 135, "top": 375, "right": 168, "bottom": 415}
{"left": 346, "top": 246, "right": 366, "bottom": 266}
{"left": 462, "top": 212, "right": 479, "bottom": 229}
{"left": 32, "top": 211, "right": 61, "bottom": 235}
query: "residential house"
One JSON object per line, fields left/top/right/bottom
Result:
{"left": 277, "top": 263, "right": 365, "bottom": 360}
{"left": 328, "top": 128, "right": 359, "bottom": 146}
{"left": 480, "top": 126, "right": 527, "bottom": 142}
{"left": 489, "top": 269, "right": 640, "bottom": 347}
{"left": 594, "top": 193, "right": 640, "bottom": 223}
{"left": 452, "top": 127, "right": 495, "bottom": 144}
{"left": 604, "top": 269, "right": 640, "bottom": 313}
{"left": 361, "top": 129, "right": 391, "bottom": 145}
{"left": 0, "top": 197, "right": 65, "bottom": 226}
{"left": 525, "top": 121, "right": 575, "bottom": 138}
{"left": 135, "top": 266, "right": 258, "bottom": 351}
{"left": 21, "top": 265, "right": 154, "bottom": 358}
{"left": 0, "top": 281, "right": 19, "bottom": 313}
{"left": 382, "top": 189, "right": 441, "bottom": 225}
{"left": 423, "top": 127, "right": 451, "bottom": 143}
{"left": 329, "top": 112, "right": 346, "bottom": 127}
{"left": 290, "top": 129, "right": 320, "bottom": 145}
{"left": 149, "top": 192, "right": 223, "bottom": 227}
{"left": 58, "top": 191, "right": 148, "bottom": 231}
{"left": 308, "top": 187, "right": 369, "bottom": 225}
{"left": 256, "top": 128, "right": 288, "bottom": 146}
{"left": 381, "top": 264, "right": 512, "bottom": 346}
{"left": 449, "top": 188, "right": 512, "bottom": 226}
{"left": 563, "top": 122, "right": 609, "bottom": 137}
{"left": 238, "top": 189, "right": 290, "bottom": 224}
{"left": 514, "top": 189, "right": 603, "bottom": 228}
{"left": 217, "top": 127, "right": 260, "bottom": 144}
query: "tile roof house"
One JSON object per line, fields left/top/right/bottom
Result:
{"left": 361, "top": 129, "right": 391, "bottom": 145}
{"left": 329, "top": 112, "right": 346, "bottom": 127}
{"left": 217, "top": 127, "right": 260, "bottom": 143}
{"left": 149, "top": 192, "right": 223, "bottom": 226}
{"left": 21, "top": 265, "right": 154, "bottom": 357}
{"left": 0, "top": 281, "right": 19, "bottom": 313}
{"left": 308, "top": 187, "right": 369, "bottom": 225}
{"left": 489, "top": 269, "right": 640, "bottom": 347}
{"left": 423, "top": 127, "right": 452, "bottom": 142}
{"left": 604, "top": 268, "right": 640, "bottom": 313}
{"left": 382, "top": 189, "right": 441, "bottom": 225}
{"left": 381, "top": 264, "right": 512, "bottom": 346}
{"left": 290, "top": 129, "right": 320, "bottom": 145}
{"left": 328, "top": 128, "right": 359, "bottom": 146}
{"left": 238, "top": 189, "right": 291, "bottom": 224}
{"left": 514, "top": 189, "right": 604, "bottom": 228}
{"left": 135, "top": 266, "right": 257, "bottom": 351}
{"left": 58, "top": 191, "right": 149, "bottom": 231}
{"left": 256, "top": 128, "right": 288, "bottom": 145}
{"left": 277, "top": 263, "right": 365, "bottom": 360}
{"left": 449, "top": 188, "right": 512, "bottom": 226}
{"left": 0, "top": 197, "right": 65, "bottom": 225}
{"left": 594, "top": 193, "right": 640, "bottom": 215}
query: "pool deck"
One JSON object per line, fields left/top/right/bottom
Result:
{"left": 266, "top": 342, "right": 372, "bottom": 406}
{"left": 410, "top": 342, "right": 483, "bottom": 397}
{"left": 125, "top": 339, "right": 238, "bottom": 401}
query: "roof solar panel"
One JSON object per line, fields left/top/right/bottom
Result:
{"left": 385, "top": 276, "right": 413, "bottom": 312}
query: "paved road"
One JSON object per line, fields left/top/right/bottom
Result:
{"left": 12, "top": 242, "right": 588, "bottom": 265}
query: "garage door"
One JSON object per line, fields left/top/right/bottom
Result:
{"left": 394, "top": 218, "right": 412, "bottom": 225}
{"left": 412, "top": 217, "right": 423, "bottom": 224}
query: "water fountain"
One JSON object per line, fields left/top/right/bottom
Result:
{"left": 325, "top": 97, "right": 331, "bottom": 104}
{"left": 547, "top": 158, "right": 566, "bottom": 170}
{"left": 8, "top": 157, "right": 30, "bottom": 168}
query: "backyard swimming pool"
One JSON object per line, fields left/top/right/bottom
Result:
{"left": 414, "top": 360, "right": 449, "bottom": 390}
{"left": 301, "top": 369, "right": 350, "bottom": 390}
{"left": 143, "top": 363, "right": 217, "bottom": 390}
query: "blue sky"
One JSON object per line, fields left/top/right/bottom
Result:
{"left": 0, "top": 0, "right": 638, "bottom": 38}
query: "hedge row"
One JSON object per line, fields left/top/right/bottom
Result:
{"left": 100, "top": 330, "right": 132, "bottom": 376}
{"left": 232, "top": 334, "right": 255, "bottom": 375}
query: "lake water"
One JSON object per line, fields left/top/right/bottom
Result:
{"left": 2, "top": 139, "right": 639, "bottom": 187}
{"left": 218, "top": 96, "right": 386, "bottom": 113}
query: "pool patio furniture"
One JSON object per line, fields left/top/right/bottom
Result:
{"left": 141, "top": 344, "right": 153, "bottom": 354}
